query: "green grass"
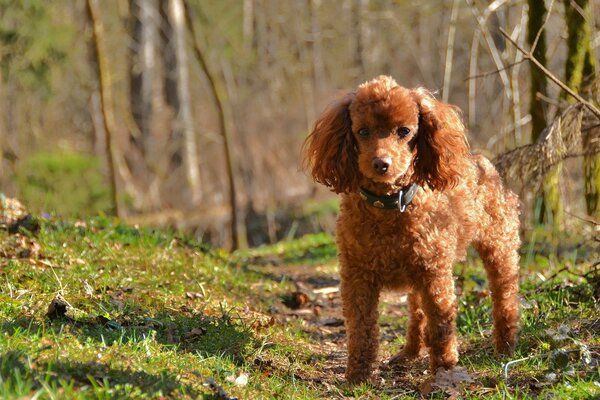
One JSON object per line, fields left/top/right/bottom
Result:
{"left": 0, "top": 216, "right": 598, "bottom": 399}
{"left": 15, "top": 152, "right": 112, "bottom": 218}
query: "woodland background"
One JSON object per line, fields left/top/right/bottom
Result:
{"left": 1, "top": 0, "right": 599, "bottom": 248}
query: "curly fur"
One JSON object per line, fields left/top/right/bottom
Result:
{"left": 302, "top": 76, "right": 520, "bottom": 384}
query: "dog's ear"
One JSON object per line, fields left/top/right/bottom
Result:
{"left": 302, "top": 93, "right": 359, "bottom": 194}
{"left": 411, "top": 88, "right": 470, "bottom": 191}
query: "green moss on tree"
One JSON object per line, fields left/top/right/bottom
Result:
{"left": 564, "top": 0, "right": 599, "bottom": 218}
{"left": 527, "top": 0, "right": 564, "bottom": 228}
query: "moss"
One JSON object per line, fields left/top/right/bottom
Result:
{"left": 563, "top": 0, "right": 599, "bottom": 218}
{"left": 563, "top": 0, "right": 596, "bottom": 95}
{"left": 542, "top": 164, "right": 564, "bottom": 232}
{"left": 583, "top": 152, "right": 600, "bottom": 217}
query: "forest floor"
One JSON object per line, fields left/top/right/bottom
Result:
{"left": 1, "top": 202, "right": 599, "bottom": 399}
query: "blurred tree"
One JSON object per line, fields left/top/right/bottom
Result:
{"left": 0, "top": 0, "right": 70, "bottom": 172}
{"left": 167, "top": 0, "right": 201, "bottom": 203}
{"left": 129, "top": 0, "right": 159, "bottom": 155}
{"left": 86, "top": 0, "right": 120, "bottom": 217}
{"left": 526, "top": 0, "right": 562, "bottom": 228}
{"left": 563, "top": 0, "right": 598, "bottom": 218}
{"left": 351, "top": 0, "right": 366, "bottom": 78}
{"left": 184, "top": 0, "right": 244, "bottom": 249}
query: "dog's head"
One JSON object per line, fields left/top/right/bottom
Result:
{"left": 302, "top": 76, "right": 470, "bottom": 193}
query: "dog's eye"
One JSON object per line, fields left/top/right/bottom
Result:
{"left": 358, "top": 128, "right": 370, "bottom": 137}
{"left": 397, "top": 127, "right": 411, "bottom": 137}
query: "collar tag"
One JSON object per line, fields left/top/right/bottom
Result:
{"left": 398, "top": 190, "right": 406, "bottom": 212}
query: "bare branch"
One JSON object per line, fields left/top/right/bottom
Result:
{"left": 464, "top": 59, "right": 527, "bottom": 81}
{"left": 531, "top": 0, "right": 555, "bottom": 53}
{"left": 466, "top": 0, "right": 513, "bottom": 101}
{"left": 442, "top": 0, "right": 459, "bottom": 103}
{"left": 499, "top": 27, "right": 600, "bottom": 119}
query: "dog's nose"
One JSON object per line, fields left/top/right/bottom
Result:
{"left": 372, "top": 157, "right": 391, "bottom": 174}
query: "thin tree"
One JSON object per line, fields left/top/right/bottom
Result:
{"left": 526, "top": 0, "right": 563, "bottom": 227}
{"left": 351, "top": 0, "right": 366, "bottom": 78}
{"left": 129, "top": 0, "right": 159, "bottom": 155}
{"left": 168, "top": 0, "right": 202, "bottom": 203}
{"left": 563, "top": 0, "right": 598, "bottom": 218}
{"left": 183, "top": 1, "right": 244, "bottom": 250}
{"left": 86, "top": 0, "right": 120, "bottom": 217}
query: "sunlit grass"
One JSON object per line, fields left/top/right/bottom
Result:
{"left": 0, "top": 217, "right": 598, "bottom": 399}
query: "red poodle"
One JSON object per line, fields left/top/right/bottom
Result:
{"left": 302, "top": 76, "right": 520, "bottom": 384}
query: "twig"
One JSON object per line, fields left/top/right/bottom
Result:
{"left": 499, "top": 28, "right": 600, "bottom": 119}
{"left": 466, "top": 0, "right": 511, "bottom": 126}
{"left": 503, "top": 354, "right": 540, "bottom": 380}
{"left": 464, "top": 59, "right": 527, "bottom": 81}
{"left": 565, "top": 210, "right": 600, "bottom": 226}
{"left": 442, "top": 0, "right": 459, "bottom": 103}
{"left": 531, "top": 0, "right": 555, "bottom": 54}
{"left": 511, "top": 6, "right": 528, "bottom": 144}
{"left": 582, "top": 122, "right": 600, "bottom": 132}
{"left": 466, "top": 0, "right": 513, "bottom": 102}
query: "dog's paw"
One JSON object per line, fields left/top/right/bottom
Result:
{"left": 387, "top": 346, "right": 426, "bottom": 367}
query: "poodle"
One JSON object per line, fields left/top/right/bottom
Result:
{"left": 302, "top": 76, "right": 520, "bottom": 384}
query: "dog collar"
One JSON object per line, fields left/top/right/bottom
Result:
{"left": 358, "top": 184, "right": 419, "bottom": 212}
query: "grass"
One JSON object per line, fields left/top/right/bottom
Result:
{"left": 0, "top": 215, "right": 599, "bottom": 399}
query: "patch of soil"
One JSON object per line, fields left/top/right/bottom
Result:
{"left": 257, "top": 263, "right": 436, "bottom": 394}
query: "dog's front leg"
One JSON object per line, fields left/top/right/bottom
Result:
{"left": 340, "top": 270, "right": 382, "bottom": 384}
{"left": 419, "top": 268, "right": 459, "bottom": 372}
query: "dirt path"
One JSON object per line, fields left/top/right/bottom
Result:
{"left": 255, "top": 263, "right": 431, "bottom": 397}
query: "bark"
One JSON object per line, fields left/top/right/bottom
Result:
{"left": 86, "top": 0, "right": 120, "bottom": 217}
{"left": 563, "top": 0, "right": 598, "bottom": 218}
{"left": 168, "top": 0, "right": 202, "bottom": 203}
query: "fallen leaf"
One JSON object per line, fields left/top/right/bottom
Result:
{"left": 250, "top": 316, "right": 275, "bottom": 331}
{"left": 184, "top": 327, "right": 208, "bottom": 339}
{"left": 420, "top": 367, "right": 475, "bottom": 397}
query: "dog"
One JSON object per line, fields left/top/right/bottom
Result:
{"left": 302, "top": 76, "right": 520, "bottom": 383}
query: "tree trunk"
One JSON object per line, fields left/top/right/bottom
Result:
{"left": 243, "top": 0, "right": 255, "bottom": 54}
{"left": 563, "top": 0, "right": 598, "bottom": 218}
{"left": 526, "top": 0, "right": 563, "bottom": 227}
{"left": 351, "top": 0, "right": 366, "bottom": 78}
{"left": 183, "top": 1, "right": 246, "bottom": 250}
{"left": 129, "top": 0, "right": 158, "bottom": 155}
{"left": 307, "top": 0, "right": 325, "bottom": 93}
{"left": 442, "top": 0, "right": 459, "bottom": 103}
{"left": 86, "top": 0, "right": 120, "bottom": 218}
{"left": 168, "top": 0, "right": 202, "bottom": 204}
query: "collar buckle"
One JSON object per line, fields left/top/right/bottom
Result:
{"left": 359, "top": 184, "right": 419, "bottom": 211}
